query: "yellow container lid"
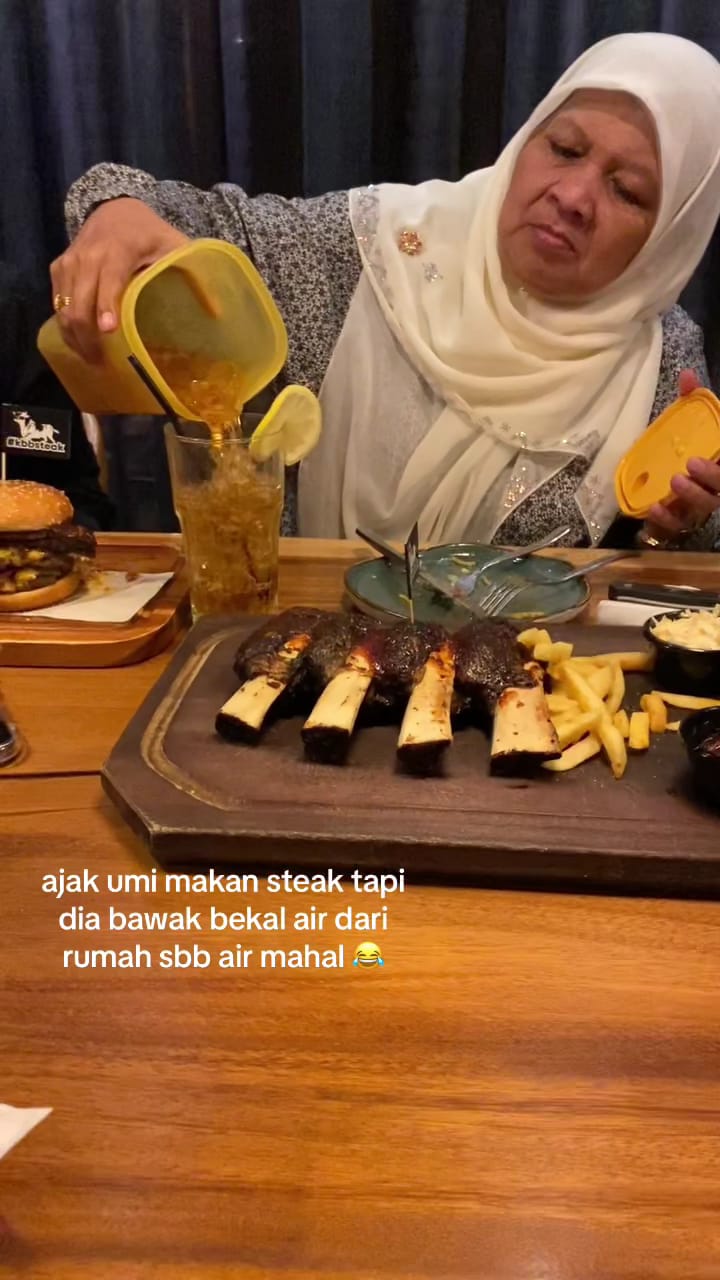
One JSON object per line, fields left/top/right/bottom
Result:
{"left": 37, "top": 239, "right": 288, "bottom": 418}
{"left": 614, "top": 388, "right": 720, "bottom": 518}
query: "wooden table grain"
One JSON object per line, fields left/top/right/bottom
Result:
{"left": 2, "top": 537, "right": 720, "bottom": 1279}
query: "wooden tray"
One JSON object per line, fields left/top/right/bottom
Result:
{"left": 101, "top": 615, "right": 720, "bottom": 896}
{"left": 0, "top": 536, "right": 190, "bottom": 667}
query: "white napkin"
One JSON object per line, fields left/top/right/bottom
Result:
{"left": 15, "top": 570, "right": 174, "bottom": 623}
{"left": 0, "top": 1103, "right": 52, "bottom": 1159}
{"left": 589, "top": 599, "right": 696, "bottom": 629}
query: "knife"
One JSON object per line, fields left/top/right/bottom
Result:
{"left": 0, "top": 691, "right": 23, "bottom": 766}
{"left": 608, "top": 580, "right": 720, "bottom": 610}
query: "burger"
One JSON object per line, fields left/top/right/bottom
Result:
{"left": 0, "top": 481, "right": 96, "bottom": 611}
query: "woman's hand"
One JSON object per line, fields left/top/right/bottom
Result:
{"left": 50, "top": 198, "right": 189, "bottom": 362}
{"left": 640, "top": 369, "right": 720, "bottom": 541}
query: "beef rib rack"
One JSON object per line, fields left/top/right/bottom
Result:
{"left": 215, "top": 608, "right": 560, "bottom": 774}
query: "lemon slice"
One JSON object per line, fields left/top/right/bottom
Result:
{"left": 248, "top": 385, "right": 322, "bottom": 466}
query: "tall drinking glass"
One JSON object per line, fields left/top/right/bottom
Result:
{"left": 165, "top": 421, "right": 283, "bottom": 620}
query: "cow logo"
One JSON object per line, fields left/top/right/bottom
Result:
{"left": 1, "top": 405, "right": 71, "bottom": 458}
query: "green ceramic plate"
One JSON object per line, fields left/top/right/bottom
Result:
{"left": 344, "top": 542, "right": 590, "bottom": 628}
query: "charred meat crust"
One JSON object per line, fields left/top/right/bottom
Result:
{"left": 0, "top": 522, "right": 96, "bottom": 559}
{"left": 232, "top": 609, "right": 326, "bottom": 683}
{"left": 302, "top": 613, "right": 378, "bottom": 693}
{"left": 364, "top": 622, "right": 447, "bottom": 716}
{"left": 453, "top": 618, "right": 536, "bottom": 709}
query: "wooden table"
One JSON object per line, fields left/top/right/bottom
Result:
{"left": 2, "top": 539, "right": 720, "bottom": 1279}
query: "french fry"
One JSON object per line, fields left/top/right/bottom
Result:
{"left": 606, "top": 664, "right": 625, "bottom": 716}
{"left": 628, "top": 711, "right": 650, "bottom": 751}
{"left": 586, "top": 666, "right": 613, "bottom": 699}
{"left": 640, "top": 692, "right": 668, "bottom": 734}
{"left": 517, "top": 627, "right": 550, "bottom": 650}
{"left": 547, "top": 664, "right": 569, "bottom": 684}
{"left": 577, "top": 651, "right": 654, "bottom": 672}
{"left": 528, "top": 629, "right": 665, "bottom": 777}
{"left": 533, "top": 641, "right": 574, "bottom": 665}
{"left": 561, "top": 663, "right": 627, "bottom": 779}
{"left": 651, "top": 691, "right": 720, "bottom": 711}
{"left": 613, "top": 709, "right": 630, "bottom": 739}
{"left": 555, "top": 711, "right": 600, "bottom": 749}
{"left": 666, "top": 721, "right": 681, "bottom": 732}
{"left": 542, "top": 733, "right": 602, "bottom": 772}
{"left": 546, "top": 692, "right": 580, "bottom": 714}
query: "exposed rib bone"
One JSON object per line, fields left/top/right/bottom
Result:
{"left": 397, "top": 642, "right": 454, "bottom": 773}
{"left": 301, "top": 652, "right": 373, "bottom": 763}
{"left": 490, "top": 682, "right": 560, "bottom": 773}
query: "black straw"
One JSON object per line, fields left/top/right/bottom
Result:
{"left": 127, "top": 354, "right": 180, "bottom": 427}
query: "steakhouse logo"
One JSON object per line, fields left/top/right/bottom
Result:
{"left": 1, "top": 405, "right": 72, "bottom": 458}
{"left": 6, "top": 411, "right": 63, "bottom": 452}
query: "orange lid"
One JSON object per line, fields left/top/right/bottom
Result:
{"left": 615, "top": 388, "right": 720, "bottom": 518}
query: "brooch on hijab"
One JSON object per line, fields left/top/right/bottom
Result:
{"left": 397, "top": 228, "right": 443, "bottom": 281}
{"left": 398, "top": 229, "right": 423, "bottom": 255}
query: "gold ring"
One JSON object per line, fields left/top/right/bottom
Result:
{"left": 635, "top": 529, "right": 665, "bottom": 549}
{"left": 53, "top": 293, "right": 72, "bottom": 313}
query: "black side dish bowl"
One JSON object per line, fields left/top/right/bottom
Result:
{"left": 680, "top": 707, "right": 720, "bottom": 809}
{"left": 643, "top": 611, "right": 720, "bottom": 697}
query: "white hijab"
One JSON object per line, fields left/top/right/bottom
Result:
{"left": 299, "top": 33, "right": 720, "bottom": 545}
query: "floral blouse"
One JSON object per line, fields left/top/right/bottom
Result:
{"left": 66, "top": 164, "right": 718, "bottom": 548}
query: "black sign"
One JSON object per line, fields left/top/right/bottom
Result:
{"left": 404, "top": 522, "right": 420, "bottom": 620}
{"left": 1, "top": 404, "right": 72, "bottom": 459}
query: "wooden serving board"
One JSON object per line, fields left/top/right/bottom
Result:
{"left": 0, "top": 536, "right": 190, "bottom": 667}
{"left": 101, "top": 615, "right": 720, "bottom": 896}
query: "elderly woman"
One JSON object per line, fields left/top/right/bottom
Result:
{"left": 52, "top": 32, "right": 720, "bottom": 549}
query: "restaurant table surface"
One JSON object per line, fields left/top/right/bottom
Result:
{"left": 2, "top": 537, "right": 720, "bottom": 1279}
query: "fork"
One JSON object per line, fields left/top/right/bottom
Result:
{"left": 481, "top": 550, "right": 641, "bottom": 617}
{"left": 452, "top": 524, "right": 572, "bottom": 599}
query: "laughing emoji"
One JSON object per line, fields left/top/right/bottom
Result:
{"left": 353, "top": 941, "right": 384, "bottom": 968}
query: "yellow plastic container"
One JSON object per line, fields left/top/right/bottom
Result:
{"left": 37, "top": 239, "right": 288, "bottom": 418}
{"left": 614, "top": 388, "right": 720, "bottom": 519}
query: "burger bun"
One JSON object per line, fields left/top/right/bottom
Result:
{"left": 0, "top": 569, "right": 81, "bottom": 613}
{"left": 0, "top": 480, "right": 74, "bottom": 532}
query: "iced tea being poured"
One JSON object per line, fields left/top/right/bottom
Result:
{"left": 165, "top": 423, "right": 283, "bottom": 618}
{"left": 146, "top": 346, "right": 252, "bottom": 438}
{"left": 157, "top": 351, "right": 284, "bottom": 619}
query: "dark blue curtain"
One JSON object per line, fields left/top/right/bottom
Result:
{"left": 0, "top": 0, "right": 227, "bottom": 284}
{"left": 3, "top": 0, "right": 720, "bottom": 297}
{"left": 503, "top": 0, "right": 720, "bottom": 132}
{"left": 0, "top": 0, "right": 506, "bottom": 284}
